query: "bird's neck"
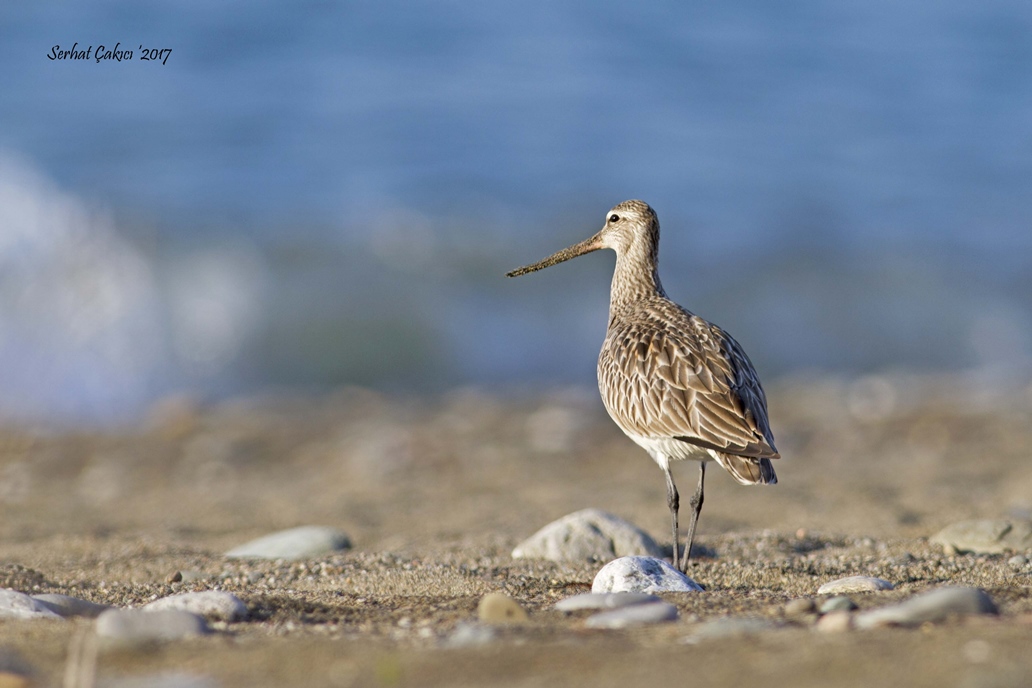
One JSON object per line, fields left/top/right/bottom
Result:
{"left": 609, "top": 242, "right": 666, "bottom": 314}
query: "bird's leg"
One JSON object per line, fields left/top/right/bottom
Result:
{"left": 663, "top": 465, "right": 680, "bottom": 568}
{"left": 679, "top": 462, "right": 706, "bottom": 572}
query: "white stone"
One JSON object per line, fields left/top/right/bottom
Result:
{"left": 96, "top": 609, "right": 210, "bottom": 642}
{"left": 584, "top": 601, "right": 678, "bottom": 628}
{"left": 32, "top": 593, "right": 110, "bottom": 618}
{"left": 555, "top": 592, "right": 660, "bottom": 612}
{"left": 225, "top": 526, "right": 351, "bottom": 560}
{"left": 817, "top": 576, "right": 894, "bottom": 594}
{"left": 592, "top": 556, "right": 703, "bottom": 593}
{"left": 0, "top": 589, "right": 63, "bottom": 620}
{"left": 854, "top": 587, "right": 997, "bottom": 629}
{"left": 143, "top": 591, "right": 247, "bottom": 621}
{"left": 512, "top": 509, "right": 664, "bottom": 563}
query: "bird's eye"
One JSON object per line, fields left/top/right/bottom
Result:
{"left": 608, "top": 214, "right": 619, "bottom": 223}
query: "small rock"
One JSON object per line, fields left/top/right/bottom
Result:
{"left": 512, "top": 509, "right": 664, "bottom": 563}
{"left": 592, "top": 556, "right": 703, "bottom": 593}
{"left": 225, "top": 526, "right": 351, "bottom": 560}
{"left": 555, "top": 592, "right": 660, "bottom": 612}
{"left": 816, "top": 610, "right": 854, "bottom": 633}
{"left": 476, "top": 592, "right": 528, "bottom": 624}
{"left": 96, "top": 609, "right": 210, "bottom": 643}
{"left": 784, "top": 598, "right": 817, "bottom": 617}
{"left": 585, "top": 601, "right": 678, "bottom": 628}
{"left": 854, "top": 586, "right": 998, "bottom": 629}
{"left": 1008, "top": 555, "right": 1028, "bottom": 569}
{"left": 166, "top": 571, "right": 183, "bottom": 584}
{"left": 930, "top": 519, "right": 1032, "bottom": 555}
{"left": 690, "top": 617, "right": 777, "bottom": 640}
{"left": 31, "top": 594, "right": 110, "bottom": 618}
{"left": 0, "top": 589, "right": 63, "bottom": 620}
{"left": 445, "top": 622, "right": 496, "bottom": 648}
{"left": 143, "top": 591, "right": 247, "bottom": 622}
{"left": 819, "top": 596, "right": 858, "bottom": 613}
{"left": 817, "top": 576, "right": 894, "bottom": 594}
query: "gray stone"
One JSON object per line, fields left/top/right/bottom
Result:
{"left": 592, "top": 556, "right": 703, "bottom": 593}
{"left": 512, "top": 509, "right": 664, "bottom": 563}
{"left": 143, "top": 591, "right": 247, "bottom": 621}
{"left": 225, "top": 526, "right": 351, "bottom": 560}
{"left": 1008, "top": 555, "right": 1028, "bottom": 569}
{"left": 31, "top": 593, "right": 110, "bottom": 618}
{"left": 930, "top": 519, "right": 1032, "bottom": 555}
{"left": 0, "top": 589, "right": 63, "bottom": 620}
{"left": 819, "top": 596, "right": 858, "bottom": 613}
{"left": 444, "top": 622, "right": 496, "bottom": 648}
{"left": 555, "top": 592, "right": 661, "bottom": 612}
{"left": 854, "top": 587, "right": 998, "bottom": 629}
{"left": 690, "top": 617, "right": 777, "bottom": 640}
{"left": 817, "top": 576, "right": 894, "bottom": 594}
{"left": 96, "top": 609, "right": 210, "bottom": 643}
{"left": 584, "top": 601, "right": 677, "bottom": 628}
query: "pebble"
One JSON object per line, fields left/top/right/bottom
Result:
{"left": 444, "top": 622, "right": 497, "bottom": 648}
{"left": 592, "top": 556, "right": 703, "bottom": 593}
{"left": 854, "top": 586, "right": 998, "bottom": 629}
{"left": 31, "top": 593, "right": 110, "bottom": 618}
{"left": 476, "top": 592, "right": 528, "bottom": 624}
{"left": 0, "top": 589, "right": 63, "bottom": 620}
{"left": 817, "top": 576, "right": 894, "bottom": 594}
{"left": 819, "top": 596, "right": 858, "bottom": 613}
{"left": 96, "top": 609, "right": 210, "bottom": 643}
{"left": 930, "top": 519, "right": 1032, "bottom": 555}
{"left": 584, "top": 601, "right": 678, "bottom": 629}
{"left": 690, "top": 617, "right": 777, "bottom": 640}
{"left": 784, "top": 598, "right": 817, "bottom": 617}
{"left": 1007, "top": 555, "right": 1028, "bottom": 569}
{"left": 225, "top": 526, "right": 351, "bottom": 560}
{"left": 816, "top": 610, "right": 854, "bottom": 633}
{"left": 511, "top": 508, "right": 664, "bottom": 563}
{"left": 143, "top": 591, "right": 248, "bottom": 622}
{"left": 555, "top": 592, "right": 661, "bottom": 612}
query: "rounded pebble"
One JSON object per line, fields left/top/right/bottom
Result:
{"left": 225, "top": 526, "right": 351, "bottom": 560}
{"left": 143, "top": 591, "right": 248, "bottom": 621}
{"left": 930, "top": 519, "right": 1032, "bottom": 555}
{"left": 512, "top": 509, "right": 664, "bottom": 563}
{"left": 817, "top": 576, "right": 894, "bottom": 594}
{"left": 816, "top": 609, "right": 854, "bottom": 633}
{"left": 584, "top": 600, "right": 677, "bottom": 629}
{"left": 819, "top": 596, "right": 858, "bottom": 613}
{"left": 477, "top": 592, "right": 528, "bottom": 624}
{"left": 784, "top": 598, "right": 817, "bottom": 617}
{"left": 96, "top": 608, "right": 210, "bottom": 643}
{"left": 1007, "top": 555, "right": 1028, "bottom": 569}
{"left": 592, "top": 556, "right": 703, "bottom": 593}
{"left": 445, "top": 622, "right": 497, "bottom": 648}
{"left": 854, "top": 586, "right": 997, "bottom": 629}
{"left": 555, "top": 592, "right": 661, "bottom": 612}
{"left": 31, "top": 593, "right": 110, "bottom": 619}
{"left": 0, "top": 589, "right": 63, "bottom": 620}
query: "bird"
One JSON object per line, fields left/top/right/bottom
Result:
{"left": 506, "top": 200, "right": 779, "bottom": 573}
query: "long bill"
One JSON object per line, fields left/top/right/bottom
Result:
{"left": 505, "top": 232, "right": 604, "bottom": 277}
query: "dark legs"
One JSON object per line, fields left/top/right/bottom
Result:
{"left": 663, "top": 465, "right": 679, "bottom": 570}
{"left": 679, "top": 463, "right": 706, "bottom": 572}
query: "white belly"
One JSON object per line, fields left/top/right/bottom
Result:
{"left": 625, "top": 434, "right": 716, "bottom": 470}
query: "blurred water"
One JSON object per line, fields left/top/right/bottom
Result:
{"left": 0, "top": 1, "right": 1031, "bottom": 423}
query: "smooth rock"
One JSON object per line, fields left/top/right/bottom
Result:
{"left": 930, "top": 519, "right": 1032, "bottom": 555}
{"left": 817, "top": 576, "right": 894, "bottom": 594}
{"left": 144, "top": 591, "right": 248, "bottom": 622}
{"left": 592, "top": 556, "right": 703, "bottom": 593}
{"left": 476, "top": 592, "right": 528, "bottom": 624}
{"left": 225, "top": 526, "right": 351, "bottom": 560}
{"left": 31, "top": 593, "right": 110, "bottom": 618}
{"left": 585, "top": 601, "right": 677, "bottom": 628}
{"left": 512, "top": 509, "right": 664, "bottom": 563}
{"left": 816, "top": 610, "right": 854, "bottom": 633}
{"left": 0, "top": 589, "right": 63, "bottom": 620}
{"left": 784, "top": 598, "right": 817, "bottom": 617}
{"left": 854, "top": 587, "right": 998, "bottom": 629}
{"left": 445, "top": 622, "right": 496, "bottom": 648}
{"left": 96, "top": 609, "right": 210, "bottom": 643}
{"left": 1008, "top": 555, "right": 1028, "bottom": 569}
{"left": 819, "top": 596, "right": 858, "bottom": 613}
{"left": 555, "top": 592, "right": 660, "bottom": 612}
{"left": 691, "top": 617, "right": 777, "bottom": 639}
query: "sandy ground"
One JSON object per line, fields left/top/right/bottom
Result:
{"left": 2, "top": 375, "right": 1032, "bottom": 687}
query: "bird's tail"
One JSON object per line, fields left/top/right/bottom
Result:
{"left": 714, "top": 454, "right": 778, "bottom": 486}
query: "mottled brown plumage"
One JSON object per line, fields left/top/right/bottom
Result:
{"left": 507, "top": 200, "right": 779, "bottom": 572}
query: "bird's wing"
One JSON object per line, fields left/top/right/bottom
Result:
{"left": 598, "top": 303, "right": 779, "bottom": 459}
